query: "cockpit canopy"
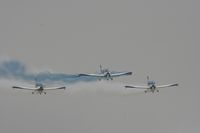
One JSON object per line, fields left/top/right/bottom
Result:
{"left": 102, "top": 69, "right": 109, "bottom": 73}
{"left": 35, "top": 82, "right": 44, "bottom": 88}
{"left": 148, "top": 80, "right": 156, "bottom": 86}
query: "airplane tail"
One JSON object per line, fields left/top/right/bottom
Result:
{"left": 35, "top": 77, "right": 44, "bottom": 88}
{"left": 100, "top": 65, "right": 103, "bottom": 73}
{"left": 147, "top": 76, "right": 150, "bottom": 85}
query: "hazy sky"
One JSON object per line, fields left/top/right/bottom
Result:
{"left": 0, "top": 0, "right": 199, "bottom": 133}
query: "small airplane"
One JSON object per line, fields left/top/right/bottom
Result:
{"left": 13, "top": 82, "right": 66, "bottom": 95}
{"left": 125, "top": 76, "right": 178, "bottom": 93}
{"left": 78, "top": 65, "right": 132, "bottom": 80}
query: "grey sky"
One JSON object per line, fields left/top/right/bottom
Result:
{"left": 0, "top": 0, "right": 199, "bottom": 133}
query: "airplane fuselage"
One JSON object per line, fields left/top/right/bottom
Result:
{"left": 146, "top": 81, "right": 158, "bottom": 93}
{"left": 100, "top": 68, "right": 113, "bottom": 80}
{"left": 32, "top": 86, "right": 46, "bottom": 94}
{"left": 100, "top": 72, "right": 113, "bottom": 80}
{"left": 149, "top": 85, "right": 157, "bottom": 92}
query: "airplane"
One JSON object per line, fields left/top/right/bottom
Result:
{"left": 12, "top": 82, "right": 66, "bottom": 95}
{"left": 125, "top": 76, "right": 178, "bottom": 93}
{"left": 78, "top": 65, "right": 132, "bottom": 80}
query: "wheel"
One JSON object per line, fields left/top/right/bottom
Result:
{"left": 32, "top": 92, "right": 34, "bottom": 94}
{"left": 144, "top": 90, "right": 147, "bottom": 93}
{"left": 157, "top": 90, "right": 159, "bottom": 92}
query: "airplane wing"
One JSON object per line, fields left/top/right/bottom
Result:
{"left": 78, "top": 73, "right": 105, "bottom": 77}
{"left": 124, "top": 85, "right": 149, "bottom": 89}
{"left": 44, "top": 86, "right": 66, "bottom": 90}
{"left": 12, "top": 86, "right": 36, "bottom": 90}
{"left": 110, "top": 72, "right": 132, "bottom": 77}
{"left": 79, "top": 72, "right": 132, "bottom": 78}
{"left": 156, "top": 83, "right": 178, "bottom": 89}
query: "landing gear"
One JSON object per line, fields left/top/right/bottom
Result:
{"left": 144, "top": 90, "right": 147, "bottom": 93}
{"left": 32, "top": 92, "right": 34, "bottom": 94}
{"left": 44, "top": 92, "right": 46, "bottom": 94}
{"left": 156, "top": 90, "right": 159, "bottom": 92}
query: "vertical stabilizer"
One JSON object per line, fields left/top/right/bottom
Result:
{"left": 100, "top": 65, "right": 103, "bottom": 73}
{"left": 147, "top": 76, "right": 150, "bottom": 82}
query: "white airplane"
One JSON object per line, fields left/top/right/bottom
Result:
{"left": 13, "top": 82, "right": 66, "bottom": 95}
{"left": 79, "top": 65, "right": 132, "bottom": 80}
{"left": 125, "top": 76, "right": 178, "bottom": 93}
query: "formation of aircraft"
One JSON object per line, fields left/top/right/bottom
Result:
{"left": 78, "top": 65, "right": 132, "bottom": 80}
{"left": 12, "top": 65, "right": 178, "bottom": 94}
{"left": 13, "top": 82, "right": 66, "bottom": 95}
{"left": 125, "top": 76, "right": 178, "bottom": 93}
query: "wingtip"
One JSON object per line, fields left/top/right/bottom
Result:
{"left": 12, "top": 86, "right": 19, "bottom": 89}
{"left": 127, "top": 72, "right": 133, "bottom": 75}
{"left": 171, "top": 83, "right": 179, "bottom": 87}
{"left": 124, "top": 85, "right": 134, "bottom": 88}
{"left": 78, "top": 74, "right": 87, "bottom": 77}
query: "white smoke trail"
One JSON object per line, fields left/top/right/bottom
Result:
{"left": 0, "top": 59, "right": 143, "bottom": 96}
{"left": 0, "top": 59, "right": 96, "bottom": 84}
{"left": 66, "top": 81, "right": 144, "bottom": 96}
